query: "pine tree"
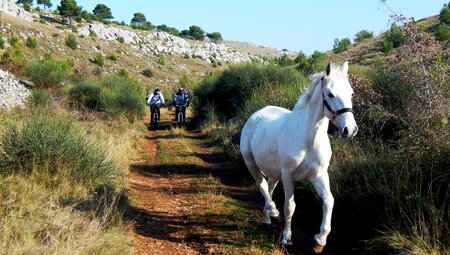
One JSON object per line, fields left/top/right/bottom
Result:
{"left": 37, "top": 0, "right": 52, "bottom": 10}
{"left": 93, "top": 4, "right": 113, "bottom": 20}
{"left": 57, "top": 0, "right": 81, "bottom": 27}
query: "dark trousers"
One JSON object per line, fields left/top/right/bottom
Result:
{"left": 150, "top": 106, "right": 160, "bottom": 123}
{"left": 175, "top": 105, "right": 186, "bottom": 122}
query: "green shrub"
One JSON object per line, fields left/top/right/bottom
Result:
{"left": 354, "top": 30, "right": 374, "bottom": 43}
{"left": 142, "top": 68, "right": 153, "bottom": 78}
{"left": 92, "top": 52, "right": 105, "bottom": 67}
{"left": 194, "top": 62, "right": 307, "bottom": 122}
{"left": 295, "top": 50, "right": 328, "bottom": 75}
{"left": 382, "top": 39, "right": 394, "bottom": 53}
{"left": 333, "top": 37, "right": 352, "bottom": 53}
{"left": 0, "top": 39, "right": 26, "bottom": 65}
{"left": 157, "top": 54, "right": 165, "bottom": 65}
{"left": 107, "top": 54, "right": 118, "bottom": 61}
{"left": 0, "top": 111, "right": 119, "bottom": 188}
{"left": 100, "top": 75, "right": 145, "bottom": 121}
{"left": 68, "top": 79, "right": 102, "bottom": 110}
{"left": 116, "top": 37, "right": 124, "bottom": 43}
{"left": 273, "top": 54, "right": 295, "bottom": 66}
{"left": 22, "top": 55, "right": 72, "bottom": 89}
{"left": 382, "top": 23, "right": 404, "bottom": 52}
{"left": 89, "top": 30, "right": 97, "bottom": 37}
{"left": 118, "top": 68, "right": 129, "bottom": 77}
{"left": 26, "top": 36, "right": 37, "bottom": 49}
{"left": 23, "top": 3, "right": 31, "bottom": 12}
{"left": 435, "top": 23, "right": 450, "bottom": 41}
{"left": 0, "top": 35, "right": 5, "bottom": 49}
{"left": 439, "top": 3, "right": 450, "bottom": 24}
{"left": 65, "top": 34, "right": 78, "bottom": 50}
{"left": 9, "top": 36, "right": 20, "bottom": 47}
{"left": 28, "top": 88, "right": 54, "bottom": 107}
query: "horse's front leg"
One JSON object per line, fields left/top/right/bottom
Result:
{"left": 311, "top": 173, "right": 334, "bottom": 253}
{"left": 281, "top": 171, "right": 295, "bottom": 245}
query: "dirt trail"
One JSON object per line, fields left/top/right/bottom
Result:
{"left": 126, "top": 109, "right": 263, "bottom": 254}
{"left": 126, "top": 108, "right": 340, "bottom": 255}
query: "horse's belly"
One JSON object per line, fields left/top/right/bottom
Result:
{"left": 254, "top": 155, "right": 282, "bottom": 179}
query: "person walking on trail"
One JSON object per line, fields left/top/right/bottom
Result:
{"left": 172, "top": 87, "right": 189, "bottom": 122}
{"left": 146, "top": 87, "right": 165, "bottom": 124}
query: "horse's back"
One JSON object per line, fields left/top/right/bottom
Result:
{"left": 241, "top": 106, "right": 290, "bottom": 144}
{"left": 240, "top": 106, "right": 290, "bottom": 177}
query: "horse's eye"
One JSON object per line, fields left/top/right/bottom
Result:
{"left": 328, "top": 92, "right": 335, "bottom": 98}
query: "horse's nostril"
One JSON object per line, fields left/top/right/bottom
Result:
{"left": 343, "top": 127, "right": 349, "bottom": 136}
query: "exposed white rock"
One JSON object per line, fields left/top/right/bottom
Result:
{"left": 0, "top": 69, "right": 32, "bottom": 111}
{"left": 0, "top": 0, "right": 34, "bottom": 21}
{"left": 76, "top": 23, "right": 257, "bottom": 64}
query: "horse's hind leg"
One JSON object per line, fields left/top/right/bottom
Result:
{"left": 311, "top": 173, "right": 334, "bottom": 252}
{"left": 242, "top": 155, "right": 279, "bottom": 224}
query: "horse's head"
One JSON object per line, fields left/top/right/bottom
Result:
{"left": 321, "top": 61, "right": 358, "bottom": 138}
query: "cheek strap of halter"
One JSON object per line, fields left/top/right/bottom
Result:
{"left": 321, "top": 77, "right": 353, "bottom": 117}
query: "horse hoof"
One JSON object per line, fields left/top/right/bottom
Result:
{"left": 281, "top": 240, "right": 294, "bottom": 253}
{"left": 313, "top": 244, "right": 324, "bottom": 253}
{"left": 281, "top": 239, "right": 293, "bottom": 245}
{"left": 270, "top": 215, "right": 281, "bottom": 223}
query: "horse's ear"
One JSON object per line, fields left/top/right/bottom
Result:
{"left": 340, "top": 61, "right": 349, "bottom": 74}
{"left": 325, "top": 62, "right": 332, "bottom": 77}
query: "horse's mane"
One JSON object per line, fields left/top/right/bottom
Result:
{"left": 293, "top": 73, "right": 324, "bottom": 111}
{"left": 293, "top": 67, "right": 348, "bottom": 111}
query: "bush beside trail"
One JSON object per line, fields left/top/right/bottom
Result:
{"left": 68, "top": 75, "right": 145, "bottom": 122}
{"left": 0, "top": 109, "right": 135, "bottom": 253}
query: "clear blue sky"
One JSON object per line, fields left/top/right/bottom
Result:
{"left": 69, "top": 0, "right": 447, "bottom": 54}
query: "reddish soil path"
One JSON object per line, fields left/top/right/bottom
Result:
{"left": 128, "top": 129, "right": 201, "bottom": 255}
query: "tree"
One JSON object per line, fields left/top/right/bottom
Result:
{"left": 156, "top": 24, "right": 180, "bottom": 36}
{"left": 188, "top": 25, "right": 205, "bottom": 41}
{"left": 439, "top": 3, "right": 450, "bottom": 24}
{"left": 295, "top": 51, "right": 327, "bottom": 75}
{"left": 93, "top": 4, "right": 113, "bottom": 20}
{"left": 37, "top": 0, "right": 52, "bottom": 10}
{"left": 333, "top": 37, "right": 351, "bottom": 53}
{"left": 206, "top": 32, "right": 223, "bottom": 43}
{"left": 131, "top": 12, "right": 146, "bottom": 25}
{"left": 16, "top": 0, "right": 33, "bottom": 6}
{"left": 384, "top": 23, "right": 404, "bottom": 49}
{"left": 354, "top": 30, "right": 374, "bottom": 43}
{"left": 57, "top": 0, "right": 82, "bottom": 27}
{"left": 180, "top": 29, "right": 190, "bottom": 38}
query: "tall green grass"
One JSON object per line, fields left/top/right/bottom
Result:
{"left": 194, "top": 63, "right": 307, "bottom": 121}
{"left": 0, "top": 109, "right": 135, "bottom": 253}
{"left": 68, "top": 75, "right": 146, "bottom": 121}
{"left": 0, "top": 111, "right": 119, "bottom": 189}
{"left": 100, "top": 75, "right": 145, "bottom": 120}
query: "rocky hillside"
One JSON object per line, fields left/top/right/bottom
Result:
{"left": 0, "top": 0, "right": 295, "bottom": 111}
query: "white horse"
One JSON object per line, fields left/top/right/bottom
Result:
{"left": 240, "top": 61, "right": 357, "bottom": 253}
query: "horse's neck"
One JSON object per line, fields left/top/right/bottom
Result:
{"left": 292, "top": 80, "right": 329, "bottom": 136}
